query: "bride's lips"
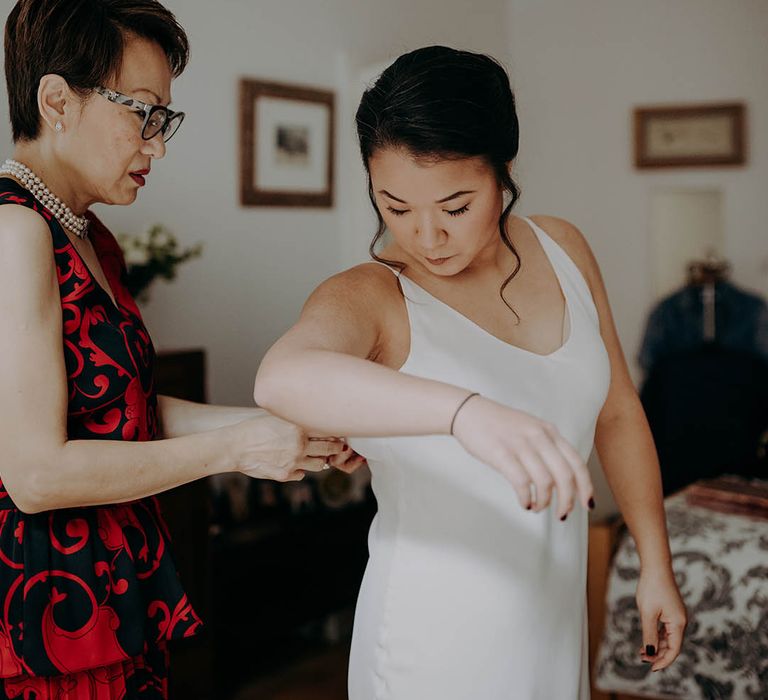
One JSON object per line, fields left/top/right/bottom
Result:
{"left": 129, "top": 169, "right": 150, "bottom": 186}
{"left": 426, "top": 255, "right": 453, "bottom": 266}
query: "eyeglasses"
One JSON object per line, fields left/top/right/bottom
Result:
{"left": 96, "top": 87, "right": 185, "bottom": 143}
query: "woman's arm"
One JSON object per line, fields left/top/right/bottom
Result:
{"left": 254, "top": 264, "right": 594, "bottom": 518}
{"left": 157, "top": 396, "right": 365, "bottom": 472}
{"left": 254, "top": 266, "right": 470, "bottom": 436}
{"left": 0, "top": 206, "right": 339, "bottom": 514}
{"left": 158, "top": 395, "right": 261, "bottom": 438}
{"left": 531, "top": 215, "right": 686, "bottom": 671}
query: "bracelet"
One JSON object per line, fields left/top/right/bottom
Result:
{"left": 449, "top": 392, "right": 481, "bottom": 436}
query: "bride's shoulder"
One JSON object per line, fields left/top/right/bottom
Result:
{"left": 305, "top": 261, "right": 404, "bottom": 316}
{"left": 527, "top": 214, "right": 601, "bottom": 289}
{"left": 326, "top": 260, "right": 402, "bottom": 294}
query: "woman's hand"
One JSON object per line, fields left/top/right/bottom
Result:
{"left": 223, "top": 414, "right": 344, "bottom": 482}
{"left": 327, "top": 442, "right": 368, "bottom": 474}
{"left": 451, "top": 395, "right": 594, "bottom": 519}
{"left": 636, "top": 564, "right": 687, "bottom": 671}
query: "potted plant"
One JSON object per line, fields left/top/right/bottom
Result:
{"left": 117, "top": 224, "right": 202, "bottom": 302}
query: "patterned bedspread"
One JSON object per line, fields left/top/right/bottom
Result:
{"left": 594, "top": 491, "right": 768, "bottom": 699}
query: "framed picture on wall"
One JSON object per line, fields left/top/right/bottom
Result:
{"left": 633, "top": 102, "right": 746, "bottom": 169}
{"left": 240, "top": 79, "right": 334, "bottom": 207}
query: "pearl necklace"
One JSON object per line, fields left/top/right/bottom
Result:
{"left": 0, "top": 159, "right": 89, "bottom": 239}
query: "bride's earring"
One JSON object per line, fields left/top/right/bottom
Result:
{"left": 55, "top": 121, "right": 63, "bottom": 132}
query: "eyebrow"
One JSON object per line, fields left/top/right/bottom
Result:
{"left": 131, "top": 87, "right": 170, "bottom": 106}
{"left": 379, "top": 189, "right": 476, "bottom": 205}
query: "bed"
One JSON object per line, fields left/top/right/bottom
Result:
{"left": 592, "top": 481, "right": 768, "bottom": 700}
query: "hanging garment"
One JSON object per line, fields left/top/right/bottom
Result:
{"left": 638, "top": 281, "right": 768, "bottom": 373}
{"left": 640, "top": 345, "right": 768, "bottom": 495}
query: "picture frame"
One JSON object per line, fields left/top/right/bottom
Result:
{"left": 239, "top": 78, "right": 335, "bottom": 207}
{"left": 633, "top": 102, "right": 746, "bottom": 169}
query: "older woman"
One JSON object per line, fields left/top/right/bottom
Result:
{"left": 0, "top": 1, "right": 359, "bottom": 697}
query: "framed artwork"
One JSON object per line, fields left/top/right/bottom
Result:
{"left": 633, "top": 102, "right": 746, "bottom": 169}
{"left": 240, "top": 78, "right": 334, "bottom": 207}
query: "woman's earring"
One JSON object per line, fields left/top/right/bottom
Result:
{"left": 55, "top": 121, "right": 63, "bottom": 132}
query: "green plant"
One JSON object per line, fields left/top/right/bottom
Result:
{"left": 117, "top": 224, "right": 203, "bottom": 302}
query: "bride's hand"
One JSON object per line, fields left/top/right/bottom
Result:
{"left": 636, "top": 564, "right": 687, "bottom": 671}
{"left": 451, "top": 395, "right": 594, "bottom": 519}
{"left": 327, "top": 442, "right": 368, "bottom": 474}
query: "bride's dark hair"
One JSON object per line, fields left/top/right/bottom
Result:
{"left": 355, "top": 45, "right": 522, "bottom": 311}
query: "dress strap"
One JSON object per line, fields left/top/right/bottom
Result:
{"left": 1, "top": 176, "right": 47, "bottom": 213}
{"left": 0, "top": 176, "right": 69, "bottom": 245}
{"left": 367, "top": 259, "right": 402, "bottom": 277}
{"left": 522, "top": 216, "right": 600, "bottom": 324}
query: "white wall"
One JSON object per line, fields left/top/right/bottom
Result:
{"left": 507, "top": 0, "right": 768, "bottom": 371}
{"left": 0, "top": 0, "right": 508, "bottom": 405}
{"left": 506, "top": 0, "right": 768, "bottom": 515}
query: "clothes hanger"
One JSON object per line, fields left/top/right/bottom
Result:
{"left": 686, "top": 250, "right": 731, "bottom": 341}
{"left": 686, "top": 249, "right": 731, "bottom": 286}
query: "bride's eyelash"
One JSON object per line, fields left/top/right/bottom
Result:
{"left": 386, "top": 205, "right": 470, "bottom": 217}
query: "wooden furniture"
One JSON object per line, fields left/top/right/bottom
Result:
{"left": 587, "top": 516, "right": 623, "bottom": 700}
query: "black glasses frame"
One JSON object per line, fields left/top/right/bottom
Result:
{"left": 96, "top": 87, "right": 185, "bottom": 143}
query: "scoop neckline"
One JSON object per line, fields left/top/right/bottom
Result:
{"left": 396, "top": 217, "right": 574, "bottom": 359}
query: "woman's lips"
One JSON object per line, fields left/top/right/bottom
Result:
{"left": 129, "top": 170, "right": 150, "bottom": 186}
{"left": 426, "top": 255, "right": 453, "bottom": 266}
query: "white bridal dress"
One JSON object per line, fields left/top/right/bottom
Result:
{"left": 348, "top": 218, "right": 611, "bottom": 700}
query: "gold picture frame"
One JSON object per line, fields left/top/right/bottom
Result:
{"left": 240, "top": 79, "right": 335, "bottom": 207}
{"left": 634, "top": 103, "right": 746, "bottom": 169}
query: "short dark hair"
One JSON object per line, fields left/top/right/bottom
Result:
{"left": 356, "top": 46, "right": 523, "bottom": 312}
{"left": 5, "top": 0, "right": 190, "bottom": 142}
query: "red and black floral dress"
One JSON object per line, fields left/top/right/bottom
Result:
{"left": 0, "top": 178, "right": 202, "bottom": 699}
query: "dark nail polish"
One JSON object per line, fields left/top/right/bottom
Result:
{"left": 526, "top": 504, "right": 532, "bottom": 511}
{"left": 588, "top": 497, "right": 595, "bottom": 510}
{"left": 560, "top": 514, "right": 568, "bottom": 522}
{"left": 645, "top": 644, "right": 656, "bottom": 657}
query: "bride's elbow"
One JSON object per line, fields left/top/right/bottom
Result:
{"left": 253, "top": 346, "right": 305, "bottom": 408}
{"left": 252, "top": 375, "right": 269, "bottom": 407}
{"left": 253, "top": 364, "right": 282, "bottom": 408}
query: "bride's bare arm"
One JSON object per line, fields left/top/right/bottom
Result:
{"left": 254, "top": 264, "right": 595, "bottom": 517}
{"left": 254, "top": 264, "right": 469, "bottom": 437}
